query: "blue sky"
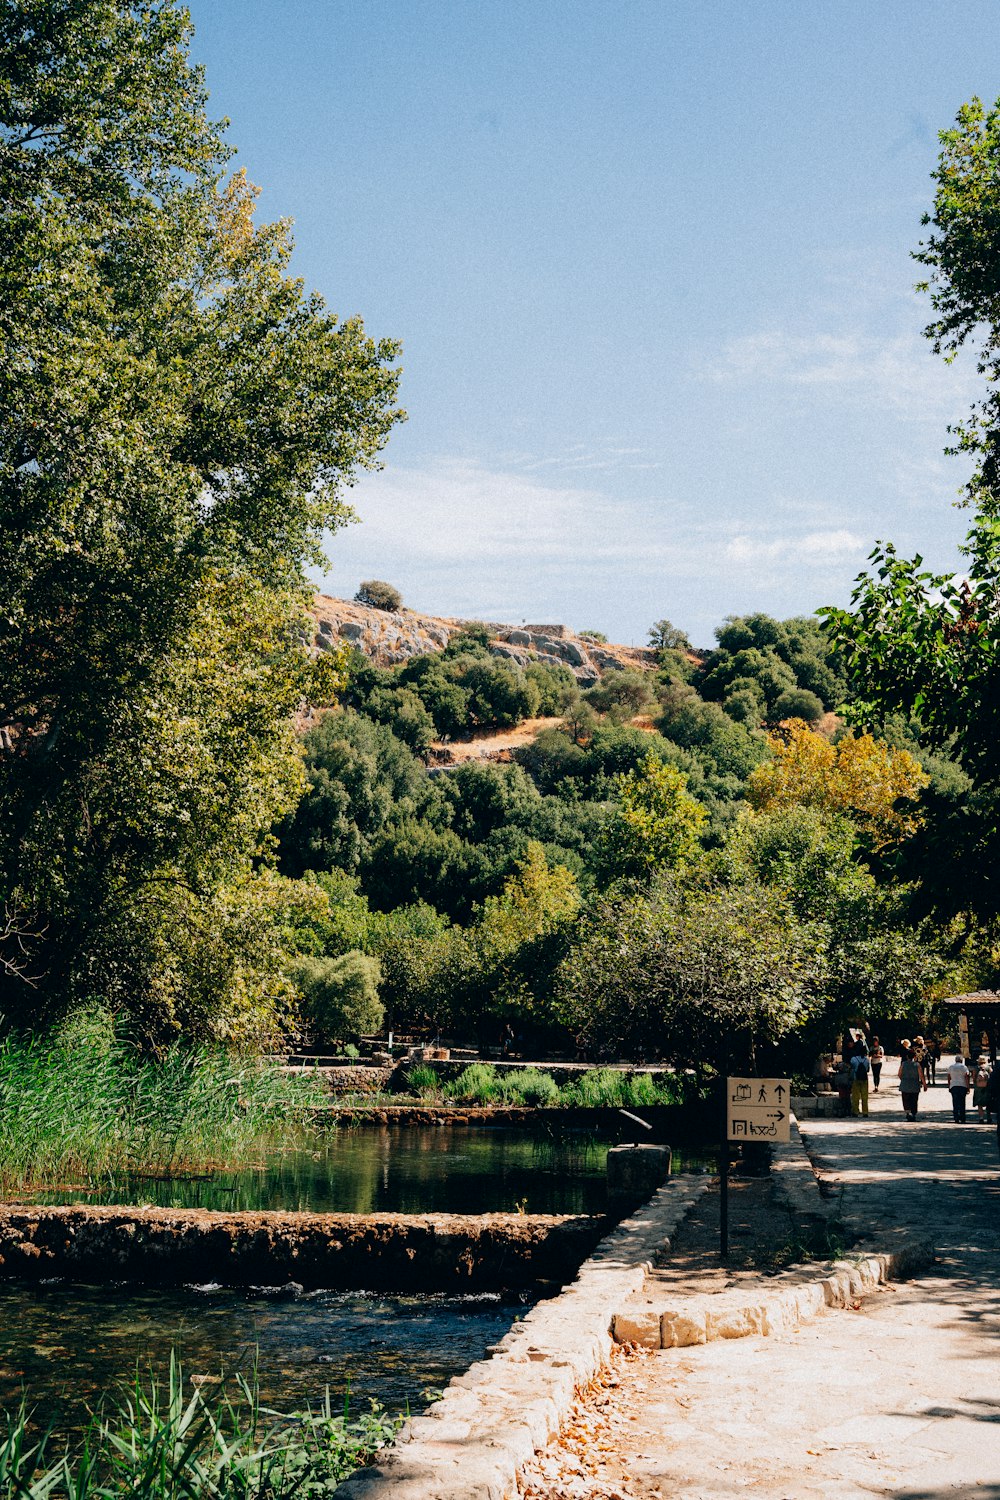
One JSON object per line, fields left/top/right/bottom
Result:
{"left": 190, "top": 2, "right": 1000, "bottom": 646}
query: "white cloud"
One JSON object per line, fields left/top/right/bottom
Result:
{"left": 310, "top": 457, "right": 887, "bottom": 644}
{"left": 705, "top": 328, "right": 976, "bottom": 425}
{"left": 724, "top": 529, "right": 867, "bottom": 566}
{"left": 336, "top": 458, "right": 629, "bottom": 570}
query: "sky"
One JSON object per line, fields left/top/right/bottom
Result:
{"left": 189, "top": 1, "right": 1000, "bottom": 646}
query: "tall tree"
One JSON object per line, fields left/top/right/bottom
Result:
{"left": 0, "top": 1, "right": 403, "bottom": 1035}
{"left": 822, "top": 97, "right": 1000, "bottom": 917}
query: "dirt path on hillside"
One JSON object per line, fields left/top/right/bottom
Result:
{"left": 431, "top": 717, "right": 565, "bottom": 762}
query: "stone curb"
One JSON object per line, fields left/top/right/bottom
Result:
{"left": 770, "top": 1113, "right": 839, "bottom": 1223}
{"left": 333, "top": 1175, "right": 711, "bottom": 1500}
{"left": 612, "top": 1237, "right": 935, "bottom": 1349}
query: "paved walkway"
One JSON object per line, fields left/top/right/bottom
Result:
{"left": 518, "top": 1070, "right": 1000, "bottom": 1499}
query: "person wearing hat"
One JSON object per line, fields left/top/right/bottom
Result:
{"left": 973, "top": 1056, "right": 992, "bottom": 1123}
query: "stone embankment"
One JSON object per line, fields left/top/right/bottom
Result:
{"left": 335, "top": 1176, "right": 711, "bottom": 1500}
{"left": 0, "top": 1206, "right": 603, "bottom": 1292}
{"left": 312, "top": 594, "right": 658, "bottom": 685}
{"left": 335, "top": 1112, "right": 934, "bottom": 1500}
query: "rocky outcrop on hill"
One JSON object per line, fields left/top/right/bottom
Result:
{"left": 313, "top": 595, "right": 656, "bottom": 684}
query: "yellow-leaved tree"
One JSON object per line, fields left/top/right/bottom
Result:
{"left": 747, "top": 719, "right": 929, "bottom": 849}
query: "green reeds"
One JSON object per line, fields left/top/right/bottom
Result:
{"left": 0, "top": 1357, "right": 403, "bottom": 1497}
{"left": 0, "top": 1020, "right": 327, "bottom": 1195}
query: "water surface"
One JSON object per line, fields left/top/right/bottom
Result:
{"left": 22, "top": 1124, "right": 618, "bottom": 1215}
{"left": 0, "top": 1279, "right": 523, "bottom": 1428}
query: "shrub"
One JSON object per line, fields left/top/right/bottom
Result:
{"left": 355, "top": 579, "right": 402, "bottom": 611}
{"left": 772, "top": 688, "right": 825, "bottom": 724}
{"left": 291, "top": 951, "right": 384, "bottom": 1044}
{"left": 724, "top": 687, "right": 765, "bottom": 727}
{"left": 445, "top": 1062, "right": 500, "bottom": 1104}
{"left": 502, "top": 1067, "right": 560, "bottom": 1106}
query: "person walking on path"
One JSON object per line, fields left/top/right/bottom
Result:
{"left": 947, "top": 1053, "right": 971, "bottom": 1122}
{"left": 898, "top": 1042, "right": 926, "bottom": 1120}
{"left": 972, "top": 1056, "right": 992, "bottom": 1123}
{"left": 987, "top": 1065, "right": 1000, "bottom": 1159}
{"left": 849, "top": 1047, "right": 870, "bottom": 1117}
{"left": 870, "top": 1036, "right": 885, "bottom": 1092}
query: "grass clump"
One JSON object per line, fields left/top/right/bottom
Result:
{"left": 0, "top": 1011, "right": 327, "bottom": 1195}
{"left": 404, "top": 1063, "right": 442, "bottom": 1100}
{"left": 502, "top": 1068, "right": 560, "bottom": 1106}
{"left": 562, "top": 1068, "right": 678, "bottom": 1109}
{"left": 0, "top": 1358, "right": 403, "bottom": 1497}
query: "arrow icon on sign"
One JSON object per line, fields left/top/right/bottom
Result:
{"left": 774, "top": 1085, "right": 786, "bottom": 1101}
{"left": 766, "top": 1110, "right": 786, "bottom": 1122}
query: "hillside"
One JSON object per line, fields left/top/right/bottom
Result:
{"left": 312, "top": 594, "right": 658, "bottom": 685}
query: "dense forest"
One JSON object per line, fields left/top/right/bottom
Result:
{"left": 4, "top": 4, "right": 1000, "bottom": 1077}
{"left": 272, "top": 608, "right": 952, "bottom": 1070}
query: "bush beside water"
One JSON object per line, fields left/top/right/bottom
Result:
{"left": 404, "top": 1061, "right": 684, "bottom": 1109}
{"left": 0, "top": 1359, "right": 402, "bottom": 1498}
{"left": 0, "top": 1016, "right": 327, "bottom": 1195}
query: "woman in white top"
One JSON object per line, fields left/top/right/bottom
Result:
{"left": 946, "top": 1055, "right": 971, "bottom": 1123}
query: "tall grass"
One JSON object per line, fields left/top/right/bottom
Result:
{"left": 0, "top": 1358, "right": 402, "bottom": 1498}
{"left": 0, "top": 1016, "right": 327, "bottom": 1195}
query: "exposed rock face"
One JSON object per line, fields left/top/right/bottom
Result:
{"left": 312, "top": 595, "right": 657, "bottom": 684}
{"left": 0, "top": 1205, "right": 603, "bottom": 1292}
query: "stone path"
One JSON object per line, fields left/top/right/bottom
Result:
{"left": 517, "top": 1068, "right": 1000, "bottom": 1499}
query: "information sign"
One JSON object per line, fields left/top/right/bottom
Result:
{"left": 726, "top": 1077, "right": 790, "bottom": 1143}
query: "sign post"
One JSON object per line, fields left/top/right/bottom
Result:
{"left": 722, "top": 1077, "right": 791, "bottom": 1261}
{"left": 727, "top": 1077, "right": 791, "bottom": 1143}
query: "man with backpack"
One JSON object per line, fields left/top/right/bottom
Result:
{"left": 849, "top": 1047, "right": 871, "bottom": 1118}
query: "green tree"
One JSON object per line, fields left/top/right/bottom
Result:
{"left": 648, "top": 619, "right": 691, "bottom": 651}
{"left": 820, "top": 97, "right": 1000, "bottom": 916}
{"left": 290, "top": 951, "right": 383, "bottom": 1044}
{"left": 724, "top": 806, "right": 940, "bottom": 1040}
{"left": 0, "top": 2, "right": 403, "bottom": 1033}
{"left": 355, "top": 580, "right": 403, "bottom": 611}
{"left": 557, "top": 874, "right": 820, "bottom": 1071}
{"left": 596, "top": 753, "right": 706, "bottom": 883}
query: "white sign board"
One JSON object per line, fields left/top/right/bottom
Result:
{"left": 727, "top": 1077, "right": 791, "bottom": 1143}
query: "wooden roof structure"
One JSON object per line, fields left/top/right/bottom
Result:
{"left": 938, "top": 992, "right": 1000, "bottom": 1008}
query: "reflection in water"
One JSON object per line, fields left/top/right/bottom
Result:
{"left": 0, "top": 1279, "right": 526, "bottom": 1428}
{"left": 22, "top": 1124, "right": 618, "bottom": 1216}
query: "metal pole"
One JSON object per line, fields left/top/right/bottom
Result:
{"left": 720, "top": 1072, "right": 729, "bottom": 1261}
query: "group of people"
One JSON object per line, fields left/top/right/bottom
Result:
{"left": 839, "top": 1031, "right": 1000, "bottom": 1130}
{"left": 839, "top": 1031, "right": 883, "bottom": 1117}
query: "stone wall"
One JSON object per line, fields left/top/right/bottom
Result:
{"left": 0, "top": 1206, "right": 604, "bottom": 1292}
